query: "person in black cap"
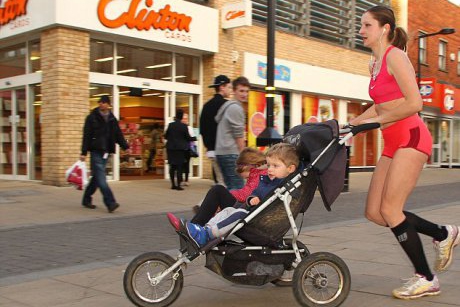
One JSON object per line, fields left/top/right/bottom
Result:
{"left": 80, "top": 95, "right": 129, "bottom": 213}
{"left": 199, "top": 75, "right": 232, "bottom": 185}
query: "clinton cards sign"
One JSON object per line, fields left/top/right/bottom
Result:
{"left": 0, "top": 0, "right": 218, "bottom": 53}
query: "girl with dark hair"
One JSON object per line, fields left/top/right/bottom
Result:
{"left": 350, "top": 5, "right": 459, "bottom": 299}
{"left": 164, "top": 109, "right": 196, "bottom": 190}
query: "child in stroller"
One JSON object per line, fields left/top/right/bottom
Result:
{"left": 168, "top": 143, "right": 299, "bottom": 248}
{"left": 191, "top": 147, "right": 267, "bottom": 226}
{"left": 123, "top": 120, "right": 379, "bottom": 307}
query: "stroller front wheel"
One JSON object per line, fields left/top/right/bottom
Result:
{"left": 123, "top": 252, "right": 184, "bottom": 307}
{"left": 293, "top": 252, "right": 350, "bottom": 307}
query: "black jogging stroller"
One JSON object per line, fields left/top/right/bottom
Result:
{"left": 123, "top": 120, "right": 380, "bottom": 307}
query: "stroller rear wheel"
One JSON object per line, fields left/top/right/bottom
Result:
{"left": 123, "top": 252, "right": 183, "bottom": 307}
{"left": 271, "top": 239, "right": 309, "bottom": 287}
{"left": 293, "top": 252, "right": 350, "bottom": 307}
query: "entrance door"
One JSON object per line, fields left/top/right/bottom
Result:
{"left": 440, "top": 119, "right": 451, "bottom": 165}
{"left": 117, "top": 86, "right": 168, "bottom": 179}
{"left": 176, "top": 92, "right": 200, "bottom": 178}
{"left": 425, "top": 118, "right": 440, "bottom": 166}
{"left": 0, "top": 88, "right": 27, "bottom": 178}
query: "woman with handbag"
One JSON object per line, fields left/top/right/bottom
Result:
{"left": 164, "top": 109, "right": 196, "bottom": 190}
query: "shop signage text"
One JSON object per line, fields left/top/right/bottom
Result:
{"left": 0, "top": 0, "right": 28, "bottom": 26}
{"left": 221, "top": 0, "right": 251, "bottom": 29}
{"left": 97, "top": 0, "right": 192, "bottom": 32}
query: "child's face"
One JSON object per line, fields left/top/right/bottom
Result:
{"left": 239, "top": 170, "right": 250, "bottom": 179}
{"left": 266, "top": 156, "right": 296, "bottom": 180}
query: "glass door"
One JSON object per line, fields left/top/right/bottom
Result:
{"left": 425, "top": 118, "right": 440, "bottom": 166}
{"left": 176, "top": 93, "right": 200, "bottom": 178}
{"left": 0, "top": 88, "right": 27, "bottom": 178}
{"left": 440, "top": 120, "right": 451, "bottom": 165}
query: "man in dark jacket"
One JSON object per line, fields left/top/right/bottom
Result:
{"left": 199, "top": 75, "right": 232, "bottom": 185}
{"left": 80, "top": 95, "right": 129, "bottom": 213}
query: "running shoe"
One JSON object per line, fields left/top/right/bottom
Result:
{"left": 186, "top": 222, "right": 209, "bottom": 248}
{"left": 392, "top": 274, "right": 440, "bottom": 299}
{"left": 434, "top": 225, "right": 460, "bottom": 272}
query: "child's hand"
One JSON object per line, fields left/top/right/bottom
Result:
{"left": 249, "top": 197, "right": 260, "bottom": 206}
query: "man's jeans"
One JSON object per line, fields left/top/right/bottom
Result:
{"left": 83, "top": 152, "right": 116, "bottom": 207}
{"left": 216, "top": 154, "right": 244, "bottom": 190}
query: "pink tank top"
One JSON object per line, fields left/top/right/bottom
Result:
{"left": 368, "top": 46, "right": 404, "bottom": 104}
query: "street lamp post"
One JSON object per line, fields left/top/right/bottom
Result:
{"left": 256, "top": 0, "right": 282, "bottom": 147}
{"left": 417, "top": 28, "right": 455, "bottom": 89}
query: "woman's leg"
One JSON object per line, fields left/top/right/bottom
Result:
{"left": 191, "top": 185, "right": 236, "bottom": 226}
{"left": 365, "top": 156, "right": 392, "bottom": 226}
{"left": 169, "top": 164, "right": 177, "bottom": 189}
{"left": 380, "top": 148, "right": 440, "bottom": 298}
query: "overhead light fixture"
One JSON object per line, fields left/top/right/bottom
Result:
{"left": 89, "top": 87, "right": 98, "bottom": 90}
{"left": 145, "top": 63, "right": 172, "bottom": 69}
{"left": 30, "top": 56, "right": 40, "bottom": 61}
{"left": 116, "top": 68, "right": 137, "bottom": 74}
{"left": 143, "top": 93, "right": 162, "bottom": 96}
{"left": 161, "top": 75, "right": 187, "bottom": 80}
{"left": 119, "top": 90, "right": 130, "bottom": 94}
{"left": 93, "top": 93, "right": 111, "bottom": 97}
{"left": 95, "top": 56, "right": 124, "bottom": 62}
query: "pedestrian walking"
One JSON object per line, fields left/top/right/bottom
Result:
{"left": 199, "top": 75, "right": 232, "bottom": 185}
{"left": 215, "top": 76, "right": 250, "bottom": 190}
{"left": 80, "top": 95, "right": 129, "bottom": 213}
{"left": 164, "top": 109, "right": 196, "bottom": 190}
{"left": 351, "top": 5, "right": 460, "bottom": 299}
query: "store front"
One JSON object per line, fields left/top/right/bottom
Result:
{"left": 0, "top": 0, "right": 218, "bottom": 184}
{"left": 419, "top": 78, "right": 460, "bottom": 168}
{"left": 244, "top": 52, "right": 379, "bottom": 168}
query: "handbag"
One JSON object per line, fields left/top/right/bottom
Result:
{"left": 65, "top": 160, "right": 89, "bottom": 190}
{"left": 189, "top": 143, "right": 199, "bottom": 158}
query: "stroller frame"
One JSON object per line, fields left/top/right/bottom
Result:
{"left": 123, "top": 122, "right": 380, "bottom": 307}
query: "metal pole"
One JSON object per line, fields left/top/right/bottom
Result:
{"left": 266, "top": 0, "right": 275, "bottom": 129}
{"left": 417, "top": 37, "right": 421, "bottom": 89}
{"left": 256, "top": 0, "right": 282, "bottom": 147}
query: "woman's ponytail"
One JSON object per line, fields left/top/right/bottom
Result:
{"left": 392, "top": 27, "right": 408, "bottom": 51}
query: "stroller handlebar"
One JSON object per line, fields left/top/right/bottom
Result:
{"left": 339, "top": 122, "right": 380, "bottom": 145}
{"left": 350, "top": 122, "right": 381, "bottom": 135}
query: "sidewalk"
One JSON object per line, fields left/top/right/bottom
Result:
{"left": 1, "top": 168, "right": 460, "bottom": 307}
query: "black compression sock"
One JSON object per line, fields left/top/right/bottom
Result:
{"left": 404, "top": 211, "right": 447, "bottom": 242}
{"left": 391, "top": 218, "right": 434, "bottom": 281}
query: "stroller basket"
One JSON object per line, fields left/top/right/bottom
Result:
{"left": 236, "top": 120, "right": 347, "bottom": 246}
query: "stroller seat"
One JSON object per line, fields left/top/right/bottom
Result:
{"left": 236, "top": 119, "right": 347, "bottom": 246}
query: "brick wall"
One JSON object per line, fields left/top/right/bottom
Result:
{"left": 406, "top": 0, "right": 460, "bottom": 85}
{"left": 41, "top": 27, "right": 89, "bottom": 186}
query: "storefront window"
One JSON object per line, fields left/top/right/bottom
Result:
{"left": 247, "top": 91, "right": 287, "bottom": 147}
{"left": 90, "top": 40, "right": 114, "bottom": 74}
{"left": 175, "top": 54, "right": 199, "bottom": 84}
{"left": 29, "top": 41, "right": 41, "bottom": 73}
{"left": 0, "top": 44, "right": 26, "bottom": 78}
{"left": 117, "top": 44, "right": 172, "bottom": 80}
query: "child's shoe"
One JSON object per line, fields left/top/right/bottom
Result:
{"left": 167, "top": 213, "right": 182, "bottom": 231}
{"left": 186, "top": 222, "right": 209, "bottom": 247}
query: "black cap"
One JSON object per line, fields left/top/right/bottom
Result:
{"left": 208, "top": 75, "right": 230, "bottom": 88}
{"left": 98, "top": 95, "right": 111, "bottom": 104}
